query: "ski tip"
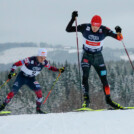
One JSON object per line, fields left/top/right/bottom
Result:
{"left": 124, "top": 107, "right": 134, "bottom": 109}
{"left": 0, "top": 111, "right": 11, "bottom": 116}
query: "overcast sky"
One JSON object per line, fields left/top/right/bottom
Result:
{"left": 0, "top": 0, "right": 134, "bottom": 48}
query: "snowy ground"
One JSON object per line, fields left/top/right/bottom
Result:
{"left": 0, "top": 47, "right": 78, "bottom": 64}
{"left": 0, "top": 110, "right": 134, "bottom": 134}
{"left": 1, "top": 47, "right": 134, "bottom": 64}
{"left": 0, "top": 47, "right": 56, "bottom": 64}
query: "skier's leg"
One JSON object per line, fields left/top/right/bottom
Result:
{"left": 27, "top": 80, "right": 46, "bottom": 113}
{"left": 81, "top": 52, "right": 91, "bottom": 108}
{"left": 82, "top": 67, "right": 90, "bottom": 107}
{"left": 35, "top": 89, "right": 43, "bottom": 111}
{"left": 0, "top": 92, "right": 15, "bottom": 111}
{"left": 0, "top": 73, "right": 25, "bottom": 111}
{"left": 94, "top": 64, "right": 110, "bottom": 96}
{"left": 94, "top": 53, "right": 123, "bottom": 109}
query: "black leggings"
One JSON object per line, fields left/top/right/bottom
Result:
{"left": 81, "top": 51, "right": 110, "bottom": 96}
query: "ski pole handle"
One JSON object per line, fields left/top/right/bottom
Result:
{"left": 0, "top": 73, "right": 17, "bottom": 89}
{"left": 13, "top": 73, "right": 17, "bottom": 76}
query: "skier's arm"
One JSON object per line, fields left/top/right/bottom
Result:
{"left": 44, "top": 62, "right": 59, "bottom": 72}
{"left": 8, "top": 58, "right": 29, "bottom": 79}
{"left": 66, "top": 11, "right": 85, "bottom": 33}
{"left": 104, "top": 26, "right": 123, "bottom": 41}
{"left": 11, "top": 58, "right": 29, "bottom": 72}
{"left": 66, "top": 19, "right": 84, "bottom": 32}
{"left": 66, "top": 18, "right": 76, "bottom": 32}
{"left": 45, "top": 62, "right": 65, "bottom": 73}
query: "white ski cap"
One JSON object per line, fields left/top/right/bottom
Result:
{"left": 38, "top": 48, "right": 47, "bottom": 57}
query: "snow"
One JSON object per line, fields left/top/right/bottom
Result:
{"left": 0, "top": 47, "right": 81, "bottom": 64}
{"left": 0, "top": 47, "right": 55, "bottom": 64}
{"left": 68, "top": 49, "right": 82, "bottom": 53}
{"left": 120, "top": 55, "right": 134, "bottom": 61}
{"left": 0, "top": 110, "right": 134, "bottom": 134}
{"left": 0, "top": 47, "right": 134, "bottom": 64}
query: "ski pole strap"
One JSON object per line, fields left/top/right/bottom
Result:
{"left": 0, "top": 73, "right": 17, "bottom": 89}
{"left": 43, "top": 73, "right": 61, "bottom": 104}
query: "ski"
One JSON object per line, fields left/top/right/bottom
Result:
{"left": 0, "top": 111, "right": 11, "bottom": 115}
{"left": 73, "top": 107, "right": 105, "bottom": 112}
{"left": 74, "top": 107, "right": 134, "bottom": 112}
{"left": 124, "top": 107, "right": 134, "bottom": 109}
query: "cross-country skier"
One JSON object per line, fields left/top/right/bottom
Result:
{"left": 66, "top": 11, "right": 123, "bottom": 109}
{"left": 0, "top": 48, "right": 65, "bottom": 113}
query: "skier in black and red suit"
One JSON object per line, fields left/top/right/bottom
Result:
{"left": 66, "top": 11, "right": 123, "bottom": 109}
{"left": 0, "top": 48, "right": 65, "bottom": 113}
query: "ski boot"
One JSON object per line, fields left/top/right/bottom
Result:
{"left": 82, "top": 94, "right": 90, "bottom": 108}
{"left": 0, "top": 103, "right": 6, "bottom": 111}
{"left": 36, "top": 107, "right": 47, "bottom": 114}
{"left": 106, "top": 95, "right": 124, "bottom": 110}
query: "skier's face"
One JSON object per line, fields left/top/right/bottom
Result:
{"left": 37, "top": 56, "right": 46, "bottom": 63}
{"left": 91, "top": 25, "right": 100, "bottom": 33}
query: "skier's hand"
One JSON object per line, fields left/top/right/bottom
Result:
{"left": 59, "top": 67, "right": 65, "bottom": 73}
{"left": 115, "top": 26, "right": 122, "bottom": 33}
{"left": 117, "top": 33, "right": 123, "bottom": 41}
{"left": 72, "top": 11, "right": 78, "bottom": 20}
{"left": 115, "top": 26, "right": 123, "bottom": 41}
{"left": 8, "top": 71, "right": 16, "bottom": 79}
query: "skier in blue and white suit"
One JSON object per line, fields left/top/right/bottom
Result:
{"left": 0, "top": 48, "right": 65, "bottom": 113}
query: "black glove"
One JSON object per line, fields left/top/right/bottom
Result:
{"left": 115, "top": 26, "right": 122, "bottom": 33}
{"left": 72, "top": 11, "right": 78, "bottom": 20}
{"left": 8, "top": 71, "right": 15, "bottom": 79}
{"left": 59, "top": 67, "right": 65, "bottom": 73}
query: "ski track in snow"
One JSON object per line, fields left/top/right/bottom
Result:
{"left": 0, "top": 110, "right": 134, "bottom": 134}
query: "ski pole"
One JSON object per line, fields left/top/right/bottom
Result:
{"left": 0, "top": 73, "right": 17, "bottom": 89}
{"left": 43, "top": 72, "right": 61, "bottom": 104}
{"left": 75, "top": 17, "right": 82, "bottom": 105}
{"left": 75, "top": 17, "right": 81, "bottom": 76}
{"left": 121, "top": 40, "right": 134, "bottom": 70}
